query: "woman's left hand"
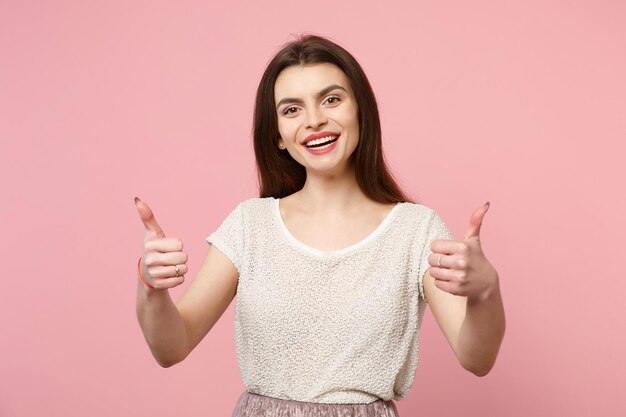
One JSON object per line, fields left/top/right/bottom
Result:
{"left": 428, "top": 202, "right": 500, "bottom": 302}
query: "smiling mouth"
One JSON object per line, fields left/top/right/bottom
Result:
{"left": 305, "top": 136, "right": 339, "bottom": 148}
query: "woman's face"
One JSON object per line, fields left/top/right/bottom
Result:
{"left": 274, "top": 62, "right": 359, "bottom": 175}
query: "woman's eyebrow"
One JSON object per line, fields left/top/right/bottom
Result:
{"left": 276, "top": 84, "right": 347, "bottom": 109}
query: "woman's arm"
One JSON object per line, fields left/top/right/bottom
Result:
{"left": 422, "top": 202, "right": 505, "bottom": 376}
{"left": 136, "top": 280, "right": 189, "bottom": 368}
{"left": 136, "top": 246, "right": 239, "bottom": 368}
{"left": 134, "top": 198, "right": 239, "bottom": 368}
{"left": 423, "top": 268, "right": 505, "bottom": 376}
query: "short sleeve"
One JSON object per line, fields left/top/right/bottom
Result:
{"left": 205, "top": 202, "right": 244, "bottom": 273}
{"left": 417, "top": 209, "right": 454, "bottom": 303}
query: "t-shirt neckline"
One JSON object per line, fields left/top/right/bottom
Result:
{"left": 272, "top": 197, "right": 402, "bottom": 257}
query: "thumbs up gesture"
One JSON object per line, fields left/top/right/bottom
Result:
{"left": 135, "top": 197, "right": 188, "bottom": 290}
{"left": 428, "top": 202, "right": 499, "bottom": 302}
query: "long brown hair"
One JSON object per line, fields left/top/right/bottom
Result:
{"left": 253, "top": 33, "right": 415, "bottom": 204}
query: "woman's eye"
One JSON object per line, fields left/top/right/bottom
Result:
{"left": 326, "top": 96, "right": 341, "bottom": 105}
{"left": 283, "top": 106, "right": 298, "bottom": 115}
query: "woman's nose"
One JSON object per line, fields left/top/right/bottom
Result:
{"left": 305, "top": 107, "right": 328, "bottom": 129}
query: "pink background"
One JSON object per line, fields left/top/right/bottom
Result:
{"left": 1, "top": 0, "right": 624, "bottom": 416}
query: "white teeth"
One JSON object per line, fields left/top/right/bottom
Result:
{"left": 309, "top": 141, "right": 335, "bottom": 150}
{"left": 305, "top": 136, "right": 338, "bottom": 147}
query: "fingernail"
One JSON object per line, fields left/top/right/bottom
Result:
{"left": 484, "top": 201, "right": 490, "bottom": 209}
{"left": 135, "top": 196, "right": 141, "bottom": 204}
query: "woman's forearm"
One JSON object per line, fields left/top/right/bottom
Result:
{"left": 135, "top": 279, "right": 189, "bottom": 367}
{"left": 457, "top": 279, "right": 506, "bottom": 376}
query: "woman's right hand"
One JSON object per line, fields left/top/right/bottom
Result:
{"left": 135, "top": 197, "right": 188, "bottom": 290}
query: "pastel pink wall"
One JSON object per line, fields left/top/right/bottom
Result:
{"left": 1, "top": 0, "right": 624, "bottom": 416}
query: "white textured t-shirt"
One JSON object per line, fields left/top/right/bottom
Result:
{"left": 205, "top": 197, "right": 453, "bottom": 404}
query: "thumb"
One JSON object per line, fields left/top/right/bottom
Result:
{"left": 464, "top": 201, "right": 490, "bottom": 242}
{"left": 134, "top": 197, "right": 166, "bottom": 238}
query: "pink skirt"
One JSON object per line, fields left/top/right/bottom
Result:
{"left": 231, "top": 390, "right": 400, "bottom": 417}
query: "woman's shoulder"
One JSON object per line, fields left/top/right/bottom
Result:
{"left": 239, "top": 196, "right": 273, "bottom": 206}
{"left": 398, "top": 201, "right": 448, "bottom": 231}
{"left": 402, "top": 200, "right": 434, "bottom": 215}
{"left": 235, "top": 196, "right": 275, "bottom": 214}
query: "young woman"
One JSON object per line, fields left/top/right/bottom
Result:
{"left": 135, "top": 34, "right": 505, "bottom": 417}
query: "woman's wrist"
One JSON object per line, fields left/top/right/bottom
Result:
{"left": 137, "top": 256, "right": 156, "bottom": 290}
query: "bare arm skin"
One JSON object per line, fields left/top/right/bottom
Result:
{"left": 134, "top": 198, "right": 239, "bottom": 367}
{"left": 423, "top": 269, "right": 505, "bottom": 376}
{"left": 422, "top": 202, "right": 505, "bottom": 376}
{"left": 136, "top": 245, "right": 239, "bottom": 367}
